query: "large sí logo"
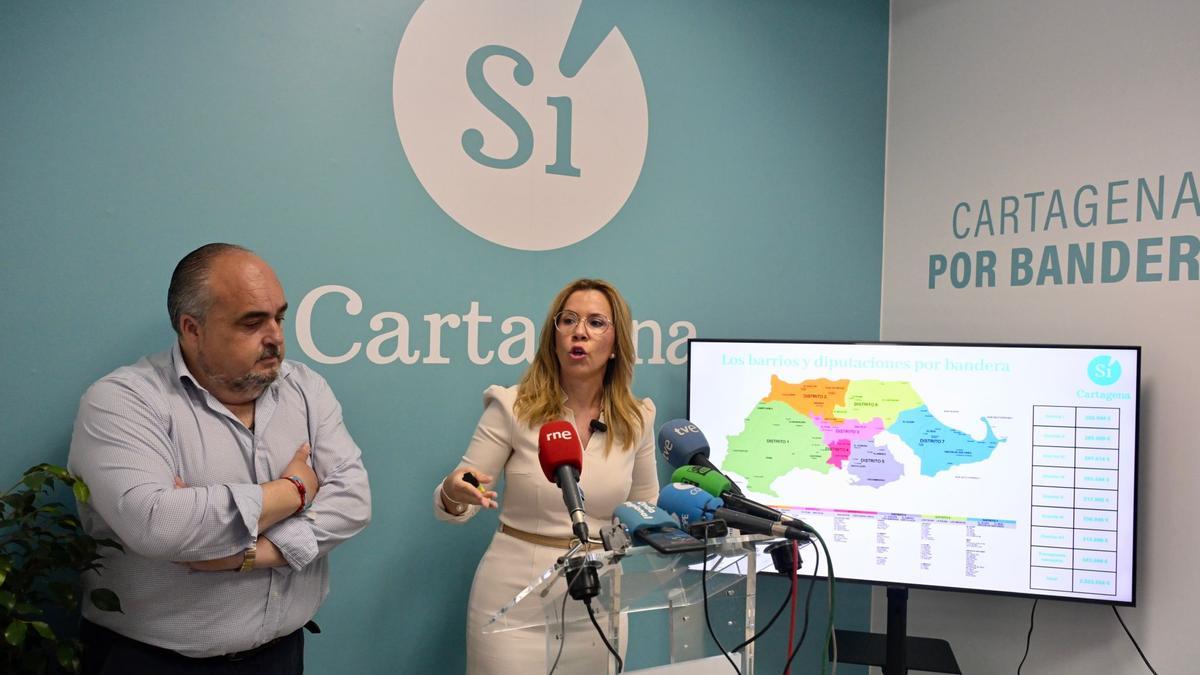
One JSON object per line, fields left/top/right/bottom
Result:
{"left": 393, "top": 0, "right": 649, "bottom": 251}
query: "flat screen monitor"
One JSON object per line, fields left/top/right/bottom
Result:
{"left": 687, "top": 339, "right": 1140, "bottom": 604}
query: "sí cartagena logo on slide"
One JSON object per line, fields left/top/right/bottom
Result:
{"left": 1087, "top": 355, "right": 1122, "bottom": 386}
{"left": 393, "top": 0, "right": 649, "bottom": 251}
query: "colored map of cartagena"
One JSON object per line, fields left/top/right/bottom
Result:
{"left": 723, "top": 375, "right": 1003, "bottom": 495}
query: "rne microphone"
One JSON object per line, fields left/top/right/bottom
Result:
{"left": 538, "top": 420, "right": 589, "bottom": 544}
{"left": 612, "top": 501, "right": 705, "bottom": 553}
{"left": 656, "top": 418, "right": 744, "bottom": 495}
{"left": 657, "top": 483, "right": 810, "bottom": 542}
{"left": 671, "top": 465, "right": 816, "bottom": 534}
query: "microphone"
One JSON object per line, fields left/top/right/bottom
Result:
{"left": 537, "top": 420, "right": 589, "bottom": 544}
{"left": 671, "top": 465, "right": 815, "bottom": 533}
{"left": 656, "top": 418, "right": 743, "bottom": 495}
{"left": 589, "top": 419, "right": 607, "bottom": 433}
{"left": 612, "top": 501, "right": 705, "bottom": 553}
{"left": 657, "top": 483, "right": 810, "bottom": 541}
{"left": 655, "top": 482, "right": 723, "bottom": 526}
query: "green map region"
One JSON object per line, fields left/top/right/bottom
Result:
{"left": 723, "top": 375, "right": 1002, "bottom": 495}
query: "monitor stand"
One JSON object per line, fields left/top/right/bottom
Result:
{"left": 831, "top": 586, "right": 961, "bottom": 674}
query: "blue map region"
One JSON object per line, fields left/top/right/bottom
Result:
{"left": 887, "top": 405, "right": 1000, "bottom": 476}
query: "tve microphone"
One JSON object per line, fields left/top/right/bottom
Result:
{"left": 657, "top": 483, "right": 810, "bottom": 541}
{"left": 613, "top": 501, "right": 705, "bottom": 553}
{"left": 538, "top": 420, "right": 589, "bottom": 544}
{"left": 656, "top": 419, "right": 744, "bottom": 495}
{"left": 670, "top": 465, "right": 815, "bottom": 533}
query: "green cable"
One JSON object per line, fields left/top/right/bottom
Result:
{"left": 809, "top": 530, "right": 836, "bottom": 675}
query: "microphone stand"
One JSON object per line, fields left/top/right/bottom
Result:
{"left": 560, "top": 542, "right": 601, "bottom": 602}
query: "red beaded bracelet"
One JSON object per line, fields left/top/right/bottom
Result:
{"left": 284, "top": 475, "right": 307, "bottom": 514}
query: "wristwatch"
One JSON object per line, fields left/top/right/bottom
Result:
{"left": 239, "top": 539, "right": 257, "bottom": 572}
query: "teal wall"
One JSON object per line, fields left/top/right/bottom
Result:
{"left": 0, "top": 1, "right": 888, "bottom": 672}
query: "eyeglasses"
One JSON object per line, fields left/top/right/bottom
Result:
{"left": 554, "top": 310, "right": 612, "bottom": 335}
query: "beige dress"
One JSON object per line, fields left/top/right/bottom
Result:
{"left": 434, "top": 385, "right": 659, "bottom": 674}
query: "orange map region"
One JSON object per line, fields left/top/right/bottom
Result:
{"left": 762, "top": 375, "right": 850, "bottom": 424}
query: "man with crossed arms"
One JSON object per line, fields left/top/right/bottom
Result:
{"left": 69, "top": 243, "right": 371, "bottom": 673}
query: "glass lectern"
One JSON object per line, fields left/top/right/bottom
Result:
{"left": 484, "top": 534, "right": 774, "bottom": 675}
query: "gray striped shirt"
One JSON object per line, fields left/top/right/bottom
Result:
{"left": 68, "top": 343, "right": 371, "bottom": 657}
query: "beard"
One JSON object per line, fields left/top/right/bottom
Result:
{"left": 200, "top": 344, "right": 281, "bottom": 396}
{"left": 228, "top": 368, "right": 278, "bottom": 393}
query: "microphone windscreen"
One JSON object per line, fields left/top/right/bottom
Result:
{"left": 657, "top": 483, "right": 724, "bottom": 527}
{"left": 613, "top": 501, "right": 679, "bottom": 534}
{"left": 670, "top": 465, "right": 733, "bottom": 497}
{"left": 656, "top": 418, "right": 711, "bottom": 469}
{"left": 537, "top": 420, "right": 583, "bottom": 483}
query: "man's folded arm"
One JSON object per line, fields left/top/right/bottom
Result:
{"left": 268, "top": 376, "right": 371, "bottom": 571}
{"left": 68, "top": 378, "right": 295, "bottom": 561}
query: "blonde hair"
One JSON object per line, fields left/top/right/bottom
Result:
{"left": 514, "top": 279, "right": 643, "bottom": 454}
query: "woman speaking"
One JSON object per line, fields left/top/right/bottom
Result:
{"left": 433, "top": 279, "right": 659, "bottom": 673}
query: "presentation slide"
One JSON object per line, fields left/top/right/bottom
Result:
{"left": 688, "top": 340, "right": 1139, "bottom": 603}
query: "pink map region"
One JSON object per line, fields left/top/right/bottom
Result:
{"left": 813, "top": 415, "right": 885, "bottom": 468}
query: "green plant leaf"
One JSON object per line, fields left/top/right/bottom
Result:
{"left": 0, "top": 590, "right": 13, "bottom": 610}
{"left": 9, "top": 491, "right": 35, "bottom": 512}
{"left": 14, "top": 602, "right": 42, "bottom": 616}
{"left": 56, "top": 641, "right": 78, "bottom": 670}
{"left": 72, "top": 481, "right": 90, "bottom": 505}
{"left": 4, "top": 619, "right": 27, "bottom": 646}
{"left": 21, "top": 474, "right": 46, "bottom": 493}
{"left": 89, "top": 588, "right": 122, "bottom": 613}
{"left": 45, "top": 465, "right": 70, "bottom": 480}
{"left": 29, "top": 620, "right": 54, "bottom": 639}
{"left": 95, "top": 538, "right": 124, "bottom": 553}
{"left": 47, "top": 581, "right": 75, "bottom": 605}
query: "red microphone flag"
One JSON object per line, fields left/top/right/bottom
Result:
{"left": 537, "top": 420, "right": 583, "bottom": 483}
